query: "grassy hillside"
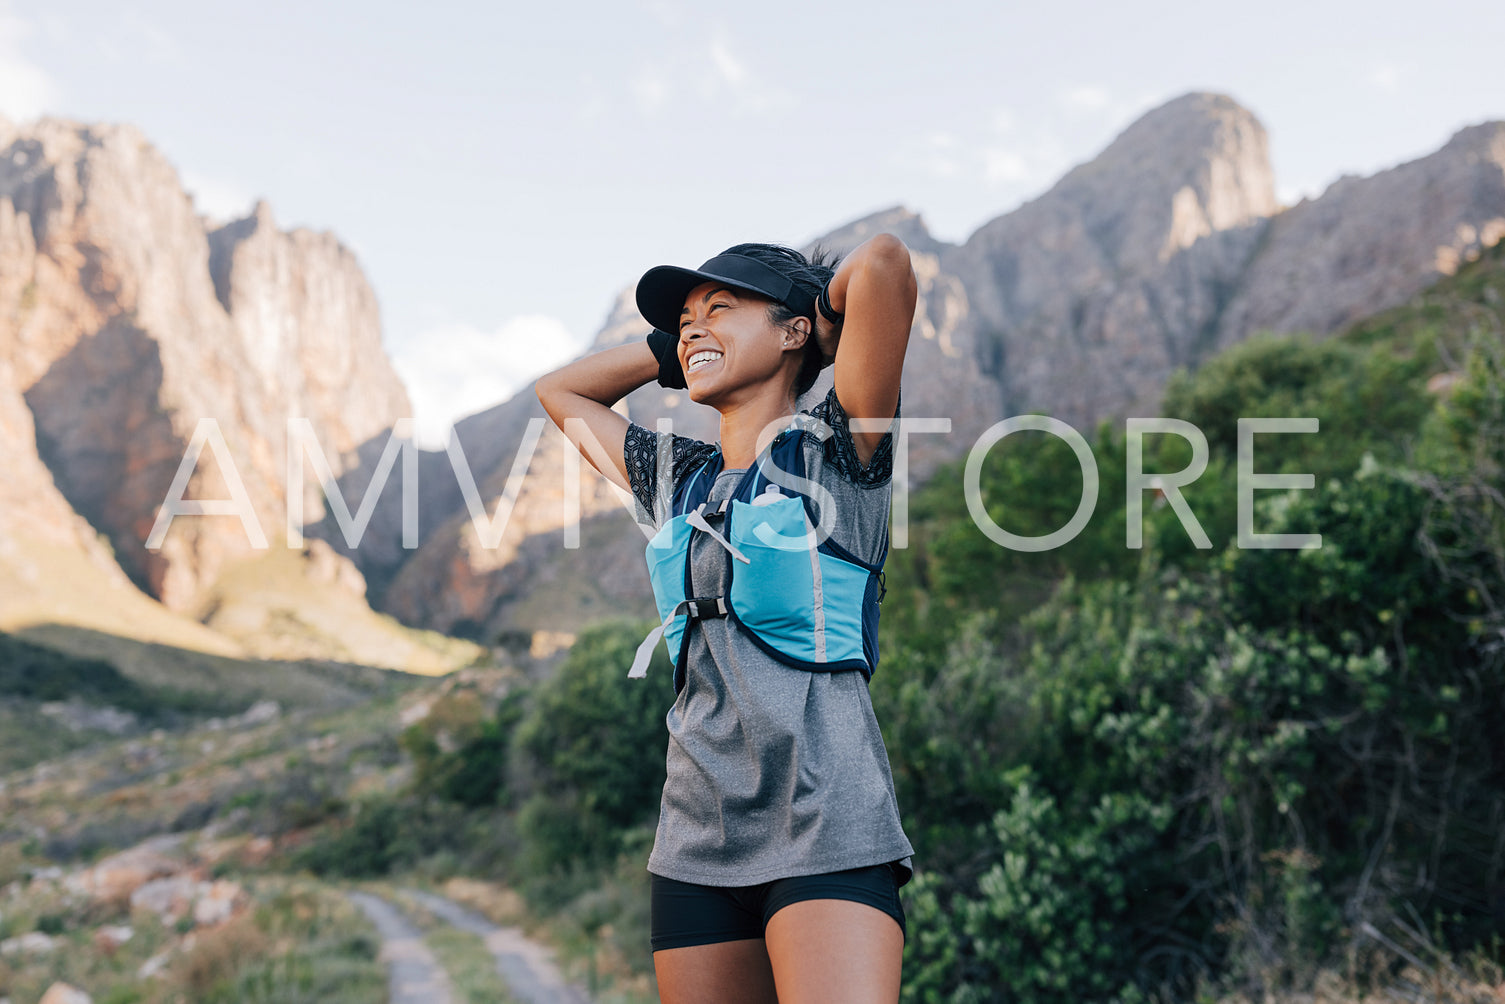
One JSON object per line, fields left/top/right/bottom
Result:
{"left": 190, "top": 544, "right": 485, "bottom": 674}
{"left": 0, "top": 524, "right": 489, "bottom": 771}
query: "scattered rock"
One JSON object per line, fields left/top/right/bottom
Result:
{"left": 192, "top": 879, "right": 242, "bottom": 926}
{"left": 92, "top": 924, "right": 133, "bottom": 955}
{"left": 239, "top": 699, "right": 281, "bottom": 726}
{"left": 131, "top": 874, "right": 200, "bottom": 924}
{"left": 399, "top": 698, "right": 433, "bottom": 727}
{"left": 0, "top": 930, "right": 57, "bottom": 955}
{"left": 137, "top": 949, "right": 172, "bottom": 979}
{"left": 38, "top": 700, "right": 139, "bottom": 735}
{"left": 194, "top": 834, "right": 248, "bottom": 866}
{"left": 38, "top": 983, "right": 91, "bottom": 1004}
{"left": 66, "top": 835, "right": 184, "bottom": 903}
{"left": 130, "top": 874, "right": 244, "bottom": 927}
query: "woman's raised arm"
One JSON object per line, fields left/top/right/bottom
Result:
{"left": 814, "top": 233, "right": 918, "bottom": 467}
{"left": 535, "top": 341, "right": 660, "bottom": 493}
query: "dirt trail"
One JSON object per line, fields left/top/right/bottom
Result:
{"left": 401, "top": 887, "right": 593, "bottom": 1004}
{"left": 345, "top": 890, "right": 458, "bottom": 1004}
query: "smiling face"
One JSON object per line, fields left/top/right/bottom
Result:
{"left": 678, "top": 280, "right": 803, "bottom": 406}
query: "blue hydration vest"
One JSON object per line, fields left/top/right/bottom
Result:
{"left": 627, "top": 422, "right": 887, "bottom": 693}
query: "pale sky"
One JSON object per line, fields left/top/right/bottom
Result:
{"left": 4, "top": 0, "right": 1503, "bottom": 446}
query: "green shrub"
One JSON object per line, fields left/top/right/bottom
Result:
{"left": 509, "top": 621, "right": 671, "bottom": 875}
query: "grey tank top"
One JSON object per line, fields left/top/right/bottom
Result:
{"left": 623, "top": 387, "right": 915, "bottom": 888}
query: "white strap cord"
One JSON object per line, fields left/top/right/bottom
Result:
{"left": 629, "top": 598, "right": 710, "bottom": 679}
{"left": 685, "top": 503, "right": 751, "bottom": 564}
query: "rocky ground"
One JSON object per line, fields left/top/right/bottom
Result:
{"left": 0, "top": 664, "right": 609, "bottom": 1004}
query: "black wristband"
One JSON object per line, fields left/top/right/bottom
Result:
{"left": 646, "top": 328, "right": 687, "bottom": 389}
{"left": 816, "top": 283, "right": 843, "bottom": 325}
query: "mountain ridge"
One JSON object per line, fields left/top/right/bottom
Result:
{"left": 371, "top": 92, "right": 1505, "bottom": 641}
{"left": 4, "top": 93, "right": 1504, "bottom": 654}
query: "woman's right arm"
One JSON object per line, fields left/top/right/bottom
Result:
{"left": 535, "top": 341, "right": 661, "bottom": 494}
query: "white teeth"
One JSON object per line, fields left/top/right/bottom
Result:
{"left": 686, "top": 350, "right": 723, "bottom": 373}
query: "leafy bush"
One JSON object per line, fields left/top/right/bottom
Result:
{"left": 291, "top": 797, "right": 485, "bottom": 879}
{"left": 904, "top": 780, "right": 1170, "bottom": 1003}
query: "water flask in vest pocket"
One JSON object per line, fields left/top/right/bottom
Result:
{"left": 750, "top": 483, "right": 784, "bottom": 506}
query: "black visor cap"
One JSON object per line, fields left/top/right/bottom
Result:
{"left": 636, "top": 253, "right": 816, "bottom": 335}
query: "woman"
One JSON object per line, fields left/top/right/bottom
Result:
{"left": 535, "top": 233, "right": 917, "bottom": 1003}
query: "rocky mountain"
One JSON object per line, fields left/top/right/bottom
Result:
{"left": 0, "top": 115, "right": 476, "bottom": 675}
{"left": 1212, "top": 121, "right": 1505, "bottom": 348}
{"left": 938, "top": 93, "right": 1278, "bottom": 432}
{"left": 0, "top": 117, "right": 409, "bottom": 609}
{"left": 370, "top": 92, "right": 1505, "bottom": 642}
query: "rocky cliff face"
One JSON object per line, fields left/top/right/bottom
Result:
{"left": 1213, "top": 122, "right": 1505, "bottom": 349}
{"left": 207, "top": 200, "right": 409, "bottom": 458}
{"left": 0, "top": 118, "right": 410, "bottom": 612}
{"left": 0, "top": 353, "right": 128, "bottom": 587}
{"left": 371, "top": 92, "right": 1505, "bottom": 641}
{"left": 937, "top": 92, "right": 1279, "bottom": 431}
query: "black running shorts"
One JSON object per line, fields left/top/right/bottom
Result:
{"left": 649, "top": 861, "right": 907, "bottom": 952}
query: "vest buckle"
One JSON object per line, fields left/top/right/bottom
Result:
{"left": 686, "top": 596, "right": 729, "bottom": 620}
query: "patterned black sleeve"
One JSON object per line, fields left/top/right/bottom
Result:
{"left": 623, "top": 422, "right": 720, "bottom": 525}
{"left": 623, "top": 422, "right": 661, "bottom": 522}
{"left": 809, "top": 385, "right": 901, "bottom": 487}
{"left": 671, "top": 436, "right": 721, "bottom": 485}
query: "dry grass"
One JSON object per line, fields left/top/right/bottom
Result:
{"left": 439, "top": 876, "right": 530, "bottom": 927}
{"left": 175, "top": 909, "right": 270, "bottom": 997}
{"left": 193, "top": 546, "right": 487, "bottom": 675}
{"left": 1212, "top": 945, "right": 1505, "bottom": 1004}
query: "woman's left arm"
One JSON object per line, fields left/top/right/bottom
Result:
{"left": 815, "top": 233, "right": 918, "bottom": 467}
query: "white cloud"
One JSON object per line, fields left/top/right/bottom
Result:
{"left": 620, "top": 27, "right": 786, "bottom": 119}
{"left": 709, "top": 36, "right": 747, "bottom": 87}
{"left": 1368, "top": 62, "right": 1401, "bottom": 92}
{"left": 983, "top": 148, "right": 1031, "bottom": 184}
{"left": 698, "top": 30, "right": 788, "bottom": 113}
{"left": 631, "top": 65, "right": 671, "bottom": 114}
{"left": 0, "top": 7, "right": 58, "bottom": 121}
{"left": 1056, "top": 86, "right": 1166, "bottom": 135}
{"left": 919, "top": 132, "right": 960, "bottom": 177}
{"left": 392, "top": 315, "right": 587, "bottom": 449}
{"left": 991, "top": 107, "right": 1017, "bottom": 134}
{"left": 1060, "top": 84, "right": 1112, "bottom": 113}
{"left": 895, "top": 122, "right": 1069, "bottom": 191}
{"left": 980, "top": 132, "right": 1070, "bottom": 190}
{"left": 181, "top": 170, "right": 256, "bottom": 223}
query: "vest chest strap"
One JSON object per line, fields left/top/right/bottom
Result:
{"left": 627, "top": 595, "right": 729, "bottom": 680}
